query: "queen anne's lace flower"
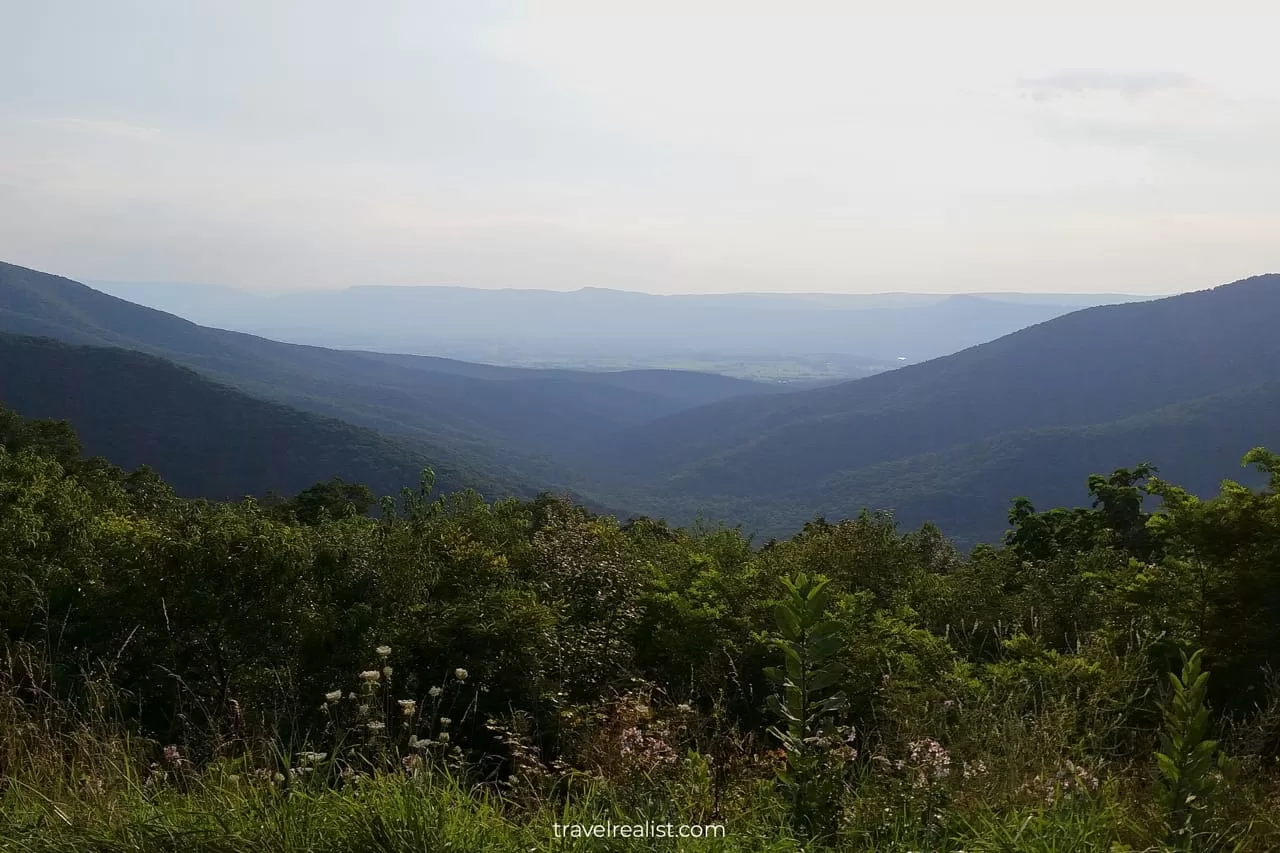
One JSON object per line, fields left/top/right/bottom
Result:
{"left": 360, "top": 670, "right": 380, "bottom": 682}
{"left": 376, "top": 645, "right": 392, "bottom": 658}
{"left": 454, "top": 668, "right": 469, "bottom": 681}
{"left": 324, "top": 689, "right": 342, "bottom": 702}
{"left": 429, "top": 686, "right": 443, "bottom": 698}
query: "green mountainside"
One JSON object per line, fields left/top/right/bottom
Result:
{"left": 0, "top": 334, "right": 496, "bottom": 501}
{"left": 598, "top": 274, "right": 1280, "bottom": 538}
{"left": 0, "top": 261, "right": 773, "bottom": 493}
{"left": 628, "top": 381, "right": 1280, "bottom": 545}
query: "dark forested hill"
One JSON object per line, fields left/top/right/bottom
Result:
{"left": 635, "top": 381, "right": 1280, "bottom": 545}
{"left": 0, "top": 262, "right": 774, "bottom": 486}
{"left": 604, "top": 275, "right": 1280, "bottom": 494}
{"left": 596, "top": 274, "right": 1280, "bottom": 541}
{"left": 0, "top": 334, "right": 503, "bottom": 501}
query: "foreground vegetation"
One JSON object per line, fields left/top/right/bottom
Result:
{"left": 3, "top": 407, "right": 1280, "bottom": 850}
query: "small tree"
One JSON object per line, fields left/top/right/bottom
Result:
{"left": 765, "top": 572, "right": 848, "bottom": 839}
{"left": 1155, "top": 649, "right": 1235, "bottom": 848}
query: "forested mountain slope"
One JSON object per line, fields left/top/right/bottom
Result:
{"left": 0, "top": 262, "right": 773, "bottom": 482}
{"left": 635, "top": 380, "right": 1280, "bottom": 545}
{"left": 604, "top": 274, "right": 1280, "bottom": 498}
{"left": 0, "top": 334, "right": 502, "bottom": 501}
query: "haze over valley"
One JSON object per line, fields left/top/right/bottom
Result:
{"left": 84, "top": 279, "right": 1150, "bottom": 380}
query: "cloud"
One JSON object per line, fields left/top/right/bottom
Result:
{"left": 1017, "top": 69, "right": 1198, "bottom": 100}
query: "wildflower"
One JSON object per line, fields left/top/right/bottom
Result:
{"left": 272, "top": 772, "right": 285, "bottom": 783}
{"left": 429, "top": 686, "right": 443, "bottom": 698}
{"left": 376, "top": 645, "right": 392, "bottom": 658}
{"left": 454, "top": 668, "right": 469, "bottom": 681}
{"left": 676, "top": 703, "right": 692, "bottom": 714}
{"left": 162, "top": 745, "right": 182, "bottom": 764}
{"left": 398, "top": 699, "right": 417, "bottom": 716}
{"left": 360, "top": 670, "right": 380, "bottom": 682}
{"left": 324, "top": 689, "right": 342, "bottom": 702}
{"left": 438, "top": 732, "right": 450, "bottom": 743}
{"left": 905, "top": 738, "right": 952, "bottom": 788}
{"left": 348, "top": 692, "right": 357, "bottom": 700}
{"left": 299, "top": 752, "right": 327, "bottom": 764}
{"left": 438, "top": 716, "right": 451, "bottom": 727}
{"left": 366, "top": 721, "right": 386, "bottom": 732}
{"left": 382, "top": 666, "right": 393, "bottom": 679}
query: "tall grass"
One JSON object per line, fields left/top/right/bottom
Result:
{"left": 4, "top": 640, "right": 1279, "bottom": 852}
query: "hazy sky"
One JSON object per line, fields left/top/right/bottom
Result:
{"left": 2, "top": 1, "right": 1278, "bottom": 294}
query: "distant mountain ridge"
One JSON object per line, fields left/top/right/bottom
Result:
{"left": 87, "top": 278, "right": 1149, "bottom": 364}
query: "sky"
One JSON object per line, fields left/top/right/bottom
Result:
{"left": 1, "top": 0, "right": 1278, "bottom": 295}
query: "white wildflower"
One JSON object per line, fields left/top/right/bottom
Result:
{"left": 429, "top": 686, "right": 443, "bottom": 698}
{"left": 454, "top": 668, "right": 468, "bottom": 681}
{"left": 438, "top": 717, "right": 451, "bottom": 727}
{"left": 398, "top": 699, "right": 417, "bottom": 716}
{"left": 376, "top": 645, "right": 392, "bottom": 658}
{"left": 324, "top": 689, "right": 342, "bottom": 702}
{"left": 366, "top": 721, "right": 386, "bottom": 732}
{"left": 360, "top": 670, "right": 380, "bottom": 682}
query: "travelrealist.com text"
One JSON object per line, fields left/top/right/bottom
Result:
{"left": 552, "top": 821, "right": 726, "bottom": 839}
